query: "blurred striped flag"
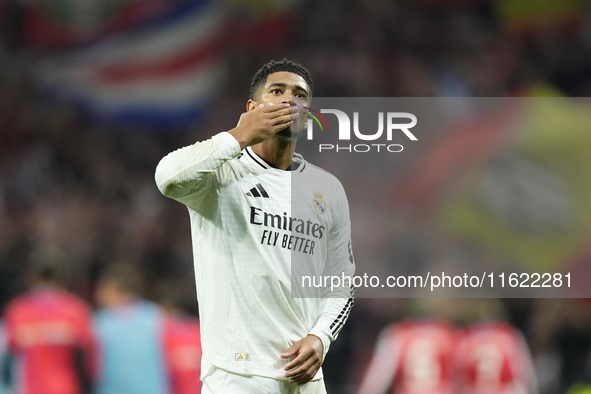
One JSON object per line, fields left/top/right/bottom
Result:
{"left": 21, "top": 0, "right": 199, "bottom": 50}
{"left": 35, "top": 0, "right": 228, "bottom": 129}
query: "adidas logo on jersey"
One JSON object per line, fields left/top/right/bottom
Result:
{"left": 235, "top": 353, "right": 250, "bottom": 361}
{"left": 246, "top": 183, "right": 269, "bottom": 198}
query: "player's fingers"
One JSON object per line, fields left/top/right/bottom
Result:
{"left": 287, "top": 369, "right": 309, "bottom": 383}
{"left": 261, "top": 102, "right": 291, "bottom": 114}
{"left": 284, "top": 346, "right": 313, "bottom": 370}
{"left": 267, "top": 106, "right": 298, "bottom": 121}
{"left": 288, "top": 359, "right": 320, "bottom": 384}
{"left": 285, "top": 356, "right": 316, "bottom": 378}
{"left": 272, "top": 113, "right": 298, "bottom": 126}
{"left": 271, "top": 121, "right": 293, "bottom": 133}
{"left": 283, "top": 352, "right": 306, "bottom": 370}
{"left": 290, "top": 373, "right": 316, "bottom": 385}
{"left": 291, "top": 365, "right": 320, "bottom": 385}
{"left": 280, "top": 343, "right": 300, "bottom": 359}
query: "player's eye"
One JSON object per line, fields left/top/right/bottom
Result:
{"left": 271, "top": 89, "right": 282, "bottom": 94}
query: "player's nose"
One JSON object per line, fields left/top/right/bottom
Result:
{"left": 281, "top": 90, "right": 294, "bottom": 105}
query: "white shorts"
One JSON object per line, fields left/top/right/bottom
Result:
{"left": 202, "top": 366, "right": 327, "bottom": 394}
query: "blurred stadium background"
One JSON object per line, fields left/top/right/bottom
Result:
{"left": 2, "top": 0, "right": 591, "bottom": 393}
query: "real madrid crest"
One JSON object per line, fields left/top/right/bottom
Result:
{"left": 313, "top": 192, "right": 326, "bottom": 214}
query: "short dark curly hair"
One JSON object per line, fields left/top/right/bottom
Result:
{"left": 249, "top": 58, "right": 314, "bottom": 100}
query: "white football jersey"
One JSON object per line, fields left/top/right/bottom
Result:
{"left": 155, "top": 131, "right": 355, "bottom": 380}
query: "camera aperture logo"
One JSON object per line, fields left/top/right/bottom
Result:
{"left": 304, "top": 108, "right": 417, "bottom": 153}
{"left": 303, "top": 107, "right": 329, "bottom": 131}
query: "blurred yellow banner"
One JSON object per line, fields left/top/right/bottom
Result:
{"left": 497, "top": 0, "right": 584, "bottom": 32}
{"left": 440, "top": 98, "right": 591, "bottom": 271}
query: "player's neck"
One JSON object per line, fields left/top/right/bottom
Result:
{"left": 252, "top": 136, "right": 297, "bottom": 170}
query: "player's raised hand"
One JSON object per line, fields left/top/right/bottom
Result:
{"left": 281, "top": 334, "right": 323, "bottom": 385}
{"left": 228, "top": 102, "right": 299, "bottom": 150}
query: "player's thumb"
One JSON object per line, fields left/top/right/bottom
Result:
{"left": 280, "top": 343, "right": 300, "bottom": 358}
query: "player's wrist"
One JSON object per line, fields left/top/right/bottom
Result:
{"left": 227, "top": 127, "right": 250, "bottom": 150}
{"left": 306, "top": 334, "right": 324, "bottom": 362}
{"left": 307, "top": 330, "right": 330, "bottom": 362}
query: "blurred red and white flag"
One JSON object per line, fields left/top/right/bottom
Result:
{"left": 35, "top": 0, "right": 228, "bottom": 128}
{"left": 21, "top": 0, "right": 199, "bottom": 50}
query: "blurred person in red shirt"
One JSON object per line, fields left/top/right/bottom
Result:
{"left": 2, "top": 256, "right": 96, "bottom": 394}
{"left": 356, "top": 317, "right": 459, "bottom": 394}
{"left": 455, "top": 321, "right": 537, "bottom": 394}
{"left": 454, "top": 299, "right": 537, "bottom": 394}
{"left": 159, "top": 282, "right": 202, "bottom": 394}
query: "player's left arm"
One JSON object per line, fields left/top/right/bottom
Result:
{"left": 282, "top": 182, "right": 356, "bottom": 384}
{"left": 282, "top": 291, "right": 354, "bottom": 385}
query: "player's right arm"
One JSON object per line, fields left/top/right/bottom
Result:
{"left": 155, "top": 103, "right": 295, "bottom": 210}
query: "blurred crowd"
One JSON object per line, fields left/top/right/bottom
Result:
{"left": 1, "top": 258, "right": 202, "bottom": 394}
{"left": 3, "top": 0, "right": 591, "bottom": 393}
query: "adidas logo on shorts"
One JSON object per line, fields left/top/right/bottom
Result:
{"left": 235, "top": 353, "right": 250, "bottom": 361}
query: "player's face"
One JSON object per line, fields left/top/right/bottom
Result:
{"left": 252, "top": 71, "right": 311, "bottom": 139}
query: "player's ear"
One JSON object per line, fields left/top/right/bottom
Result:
{"left": 246, "top": 99, "right": 257, "bottom": 112}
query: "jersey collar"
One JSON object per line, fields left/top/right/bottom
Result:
{"left": 243, "top": 146, "right": 306, "bottom": 172}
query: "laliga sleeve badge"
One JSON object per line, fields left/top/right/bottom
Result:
{"left": 313, "top": 192, "right": 326, "bottom": 214}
